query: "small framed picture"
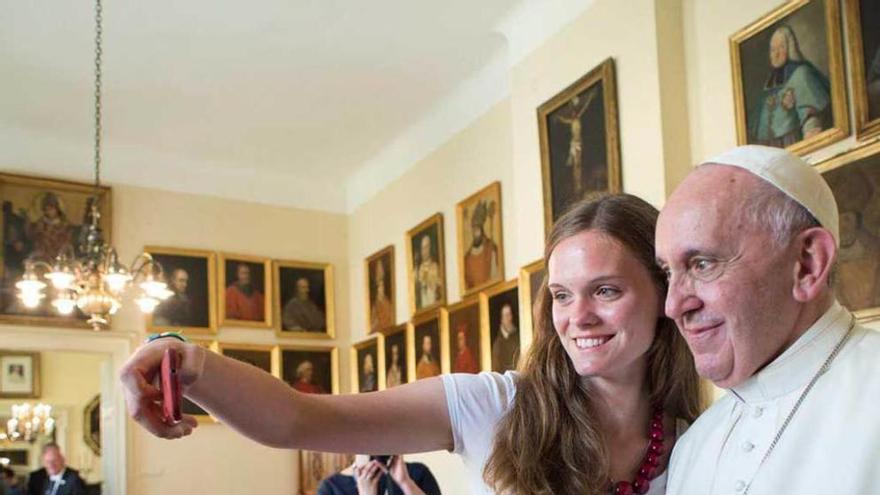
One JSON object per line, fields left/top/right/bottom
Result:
{"left": 299, "top": 451, "right": 354, "bottom": 495}
{"left": 218, "top": 343, "right": 279, "bottom": 377}
{"left": 730, "top": 0, "right": 848, "bottom": 155}
{"left": 405, "top": 214, "right": 447, "bottom": 317}
{"left": 351, "top": 336, "right": 383, "bottom": 393}
{"left": 218, "top": 253, "right": 272, "bottom": 329}
{"left": 0, "top": 351, "right": 40, "bottom": 398}
{"left": 519, "top": 259, "right": 546, "bottom": 351}
{"left": 442, "top": 298, "right": 484, "bottom": 374}
{"left": 456, "top": 182, "right": 505, "bottom": 297}
{"left": 273, "top": 260, "right": 335, "bottom": 339}
{"left": 280, "top": 346, "right": 338, "bottom": 395}
{"left": 0, "top": 173, "right": 111, "bottom": 328}
{"left": 364, "top": 245, "right": 396, "bottom": 334}
{"left": 844, "top": 0, "right": 880, "bottom": 140}
{"left": 408, "top": 310, "right": 445, "bottom": 381}
{"left": 83, "top": 394, "right": 101, "bottom": 456}
{"left": 481, "top": 279, "right": 521, "bottom": 373}
{"left": 183, "top": 339, "right": 218, "bottom": 424}
{"left": 537, "top": 58, "right": 621, "bottom": 235}
{"left": 145, "top": 246, "right": 218, "bottom": 335}
{"left": 817, "top": 140, "right": 880, "bottom": 321}
{"left": 381, "top": 323, "right": 409, "bottom": 389}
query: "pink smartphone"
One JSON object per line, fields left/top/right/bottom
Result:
{"left": 160, "top": 348, "right": 182, "bottom": 424}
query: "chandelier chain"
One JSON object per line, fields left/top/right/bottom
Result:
{"left": 94, "top": 0, "right": 103, "bottom": 194}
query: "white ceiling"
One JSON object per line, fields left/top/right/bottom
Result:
{"left": 1, "top": 0, "right": 594, "bottom": 213}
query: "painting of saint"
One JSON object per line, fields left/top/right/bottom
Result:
{"left": 274, "top": 261, "right": 334, "bottom": 338}
{"left": 383, "top": 324, "right": 408, "bottom": 388}
{"left": 446, "top": 300, "right": 482, "bottom": 374}
{"left": 220, "top": 255, "right": 271, "bottom": 327}
{"left": 0, "top": 173, "right": 111, "bottom": 325}
{"left": 820, "top": 143, "right": 880, "bottom": 319}
{"left": 732, "top": 0, "right": 847, "bottom": 155}
{"left": 537, "top": 59, "right": 621, "bottom": 234}
{"left": 413, "top": 316, "right": 441, "bottom": 380}
{"left": 406, "top": 214, "right": 446, "bottom": 316}
{"left": 148, "top": 248, "right": 216, "bottom": 333}
{"left": 365, "top": 246, "right": 395, "bottom": 333}
{"left": 456, "top": 182, "right": 504, "bottom": 296}
{"left": 281, "top": 348, "right": 337, "bottom": 395}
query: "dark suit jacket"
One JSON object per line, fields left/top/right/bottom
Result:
{"left": 26, "top": 468, "right": 85, "bottom": 495}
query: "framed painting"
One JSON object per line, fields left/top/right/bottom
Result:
{"left": 380, "top": 323, "right": 409, "bottom": 389}
{"left": 0, "top": 173, "right": 111, "bottom": 328}
{"left": 145, "top": 246, "right": 217, "bottom": 335}
{"left": 538, "top": 58, "right": 621, "bottom": 235}
{"left": 519, "top": 259, "right": 546, "bottom": 352}
{"left": 730, "top": 0, "right": 848, "bottom": 155}
{"left": 405, "top": 214, "right": 446, "bottom": 317}
{"left": 273, "top": 260, "right": 335, "bottom": 339}
{"left": 83, "top": 394, "right": 101, "bottom": 456}
{"left": 844, "top": 0, "right": 880, "bottom": 140}
{"left": 364, "top": 245, "right": 396, "bottom": 334}
{"left": 0, "top": 351, "right": 40, "bottom": 398}
{"left": 408, "top": 310, "right": 445, "bottom": 380}
{"left": 350, "top": 335, "right": 383, "bottom": 393}
{"left": 442, "top": 298, "right": 484, "bottom": 374}
{"left": 816, "top": 140, "right": 880, "bottom": 321}
{"left": 218, "top": 253, "right": 272, "bottom": 329}
{"left": 218, "top": 343, "right": 279, "bottom": 377}
{"left": 481, "top": 279, "right": 521, "bottom": 373}
{"left": 280, "top": 346, "right": 339, "bottom": 395}
{"left": 456, "top": 182, "right": 505, "bottom": 297}
{"left": 298, "top": 450, "right": 354, "bottom": 495}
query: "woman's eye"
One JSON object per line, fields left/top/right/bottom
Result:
{"left": 551, "top": 291, "right": 569, "bottom": 302}
{"left": 595, "top": 286, "right": 620, "bottom": 298}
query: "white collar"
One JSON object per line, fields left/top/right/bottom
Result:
{"left": 49, "top": 469, "right": 66, "bottom": 482}
{"left": 730, "top": 301, "right": 852, "bottom": 403}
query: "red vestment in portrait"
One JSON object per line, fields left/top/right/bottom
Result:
{"left": 465, "top": 239, "right": 497, "bottom": 289}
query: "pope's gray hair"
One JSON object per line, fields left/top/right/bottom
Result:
{"left": 739, "top": 179, "right": 820, "bottom": 247}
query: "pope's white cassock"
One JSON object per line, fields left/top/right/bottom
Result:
{"left": 667, "top": 301, "right": 880, "bottom": 494}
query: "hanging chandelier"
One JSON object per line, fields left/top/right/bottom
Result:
{"left": 14, "top": 0, "right": 172, "bottom": 330}
{"left": 0, "top": 403, "right": 55, "bottom": 443}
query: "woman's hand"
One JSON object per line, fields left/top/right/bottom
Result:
{"left": 118, "top": 338, "right": 206, "bottom": 439}
{"left": 354, "top": 460, "right": 386, "bottom": 495}
{"left": 388, "top": 456, "right": 425, "bottom": 495}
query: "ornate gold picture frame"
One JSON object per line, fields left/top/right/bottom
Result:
{"left": 145, "top": 246, "right": 218, "bottom": 335}
{"left": 456, "top": 182, "right": 505, "bottom": 298}
{"left": 844, "top": 0, "right": 880, "bottom": 140}
{"left": 279, "top": 345, "right": 339, "bottom": 395}
{"left": 405, "top": 214, "right": 446, "bottom": 318}
{"left": 273, "top": 259, "right": 335, "bottom": 339}
{"left": 364, "top": 245, "right": 396, "bottom": 334}
{"left": 218, "top": 253, "right": 272, "bottom": 329}
{"left": 350, "top": 335, "right": 384, "bottom": 393}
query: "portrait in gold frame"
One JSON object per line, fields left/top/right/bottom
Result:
{"left": 537, "top": 58, "right": 621, "bottom": 235}
{"left": 405, "top": 213, "right": 447, "bottom": 318}
{"left": 441, "top": 298, "right": 485, "bottom": 374}
{"left": 844, "top": 0, "right": 880, "bottom": 140}
{"left": 145, "top": 246, "right": 218, "bottom": 335}
{"left": 456, "top": 182, "right": 505, "bottom": 298}
{"left": 408, "top": 309, "right": 446, "bottom": 381}
{"left": 364, "top": 245, "right": 396, "bottom": 334}
{"left": 279, "top": 344, "right": 339, "bottom": 395}
{"left": 380, "top": 323, "right": 409, "bottom": 390}
{"left": 518, "top": 259, "right": 546, "bottom": 353}
{"left": 730, "top": 0, "right": 848, "bottom": 155}
{"left": 273, "top": 259, "right": 335, "bottom": 339}
{"left": 218, "top": 253, "right": 272, "bottom": 329}
{"left": 0, "top": 173, "right": 111, "bottom": 328}
{"left": 480, "top": 279, "right": 522, "bottom": 374}
{"left": 816, "top": 140, "right": 880, "bottom": 322}
{"left": 350, "top": 335, "right": 385, "bottom": 393}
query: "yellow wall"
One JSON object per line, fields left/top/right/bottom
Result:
{"left": 109, "top": 185, "right": 350, "bottom": 495}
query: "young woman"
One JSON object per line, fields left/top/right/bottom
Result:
{"left": 120, "top": 194, "right": 702, "bottom": 495}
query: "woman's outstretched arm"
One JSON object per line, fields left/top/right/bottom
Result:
{"left": 119, "top": 338, "right": 453, "bottom": 454}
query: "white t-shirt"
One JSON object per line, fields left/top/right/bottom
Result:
{"left": 441, "top": 371, "right": 674, "bottom": 494}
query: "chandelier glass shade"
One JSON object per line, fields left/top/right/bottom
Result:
{"left": 0, "top": 403, "right": 55, "bottom": 443}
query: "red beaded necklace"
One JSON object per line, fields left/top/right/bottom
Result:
{"left": 610, "top": 407, "right": 665, "bottom": 495}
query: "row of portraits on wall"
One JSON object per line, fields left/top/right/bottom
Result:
{"left": 354, "top": 259, "right": 546, "bottom": 393}
{"left": 144, "top": 248, "right": 335, "bottom": 338}
{"left": 365, "top": 181, "right": 507, "bottom": 334}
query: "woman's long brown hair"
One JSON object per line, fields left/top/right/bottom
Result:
{"left": 483, "top": 194, "right": 703, "bottom": 494}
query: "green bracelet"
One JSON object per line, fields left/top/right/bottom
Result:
{"left": 145, "top": 331, "right": 188, "bottom": 344}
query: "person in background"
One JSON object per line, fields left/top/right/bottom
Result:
{"left": 26, "top": 443, "right": 85, "bottom": 495}
{"left": 317, "top": 455, "right": 440, "bottom": 495}
{"left": 3, "top": 466, "right": 24, "bottom": 495}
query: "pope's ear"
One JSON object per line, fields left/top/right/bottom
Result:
{"left": 791, "top": 227, "right": 836, "bottom": 303}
